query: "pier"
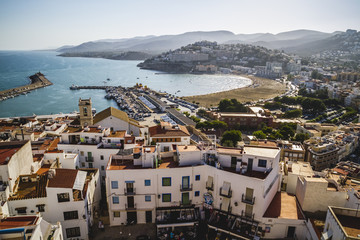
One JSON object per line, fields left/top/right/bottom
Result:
{"left": 0, "top": 72, "right": 53, "bottom": 101}
{"left": 69, "top": 85, "right": 115, "bottom": 90}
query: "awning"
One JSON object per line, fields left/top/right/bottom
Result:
{"left": 221, "top": 198, "right": 230, "bottom": 211}
{"left": 125, "top": 180, "right": 135, "bottom": 183}
{"left": 157, "top": 222, "right": 196, "bottom": 228}
{"left": 206, "top": 176, "right": 213, "bottom": 188}
{"left": 221, "top": 181, "right": 231, "bottom": 196}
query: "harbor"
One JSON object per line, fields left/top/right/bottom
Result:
{"left": 0, "top": 72, "right": 53, "bottom": 101}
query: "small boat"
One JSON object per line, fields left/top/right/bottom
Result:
{"left": 70, "top": 84, "right": 79, "bottom": 90}
{"left": 107, "top": 78, "right": 110, "bottom": 81}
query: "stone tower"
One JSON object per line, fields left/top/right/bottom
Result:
{"left": 79, "top": 98, "right": 93, "bottom": 127}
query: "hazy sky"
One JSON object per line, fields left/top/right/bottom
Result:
{"left": 0, "top": 0, "right": 359, "bottom": 50}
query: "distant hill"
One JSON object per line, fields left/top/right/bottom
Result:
{"left": 58, "top": 29, "right": 356, "bottom": 57}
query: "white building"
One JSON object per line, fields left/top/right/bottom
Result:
{"left": 0, "top": 214, "right": 63, "bottom": 240}
{"left": 321, "top": 206, "right": 360, "bottom": 240}
{"left": 7, "top": 168, "right": 100, "bottom": 240}
{"left": 105, "top": 143, "right": 307, "bottom": 239}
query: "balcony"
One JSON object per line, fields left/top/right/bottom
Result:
{"left": 180, "top": 184, "right": 193, "bottom": 192}
{"left": 125, "top": 203, "right": 137, "bottom": 210}
{"left": 180, "top": 200, "right": 192, "bottom": 207}
{"left": 219, "top": 187, "right": 232, "bottom": 198}
{"left": 241, "top": 210, "right": 255, "bottom": 221}
{"left": 124, "top": 188, "right": 136, "bottom": 195}
{"left": 205, "top": 181, "right": 214, "bottom": 191}
{"left": 85, "top": 156, "right": 94, "bottom": 162}
{"left": 241, "top": 193, "right": 255, "bottom": 205}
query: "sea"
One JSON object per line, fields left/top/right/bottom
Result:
{"left": 0, "top": 51, "right": 251, "bottom": 118}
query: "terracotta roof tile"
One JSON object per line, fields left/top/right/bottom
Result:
{"left": 47, "top": 169, "right": 78, "bottom": 188}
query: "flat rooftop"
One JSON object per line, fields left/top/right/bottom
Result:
{"left": 263, "top": 192, "right": 305, "bottom": 220}
{"left": 177, "top": 145, "right": 200, "bottom": 152}
{"left": 217, "top": 147, "right": 243, "bottom": 156}
{"left": 0, "top": 216, "right": 39, "bottom": 230}
{"left": 330, "top": 206, "right": 360, "bottom": 238}
{"left": 243, "top": 145, "right": 279, "bottom": 159}
{"left": 289, "top": 162, "right": 314, "bottom": 176}
{"left": 107, "top": 130, "right": 126, "bottom": 138}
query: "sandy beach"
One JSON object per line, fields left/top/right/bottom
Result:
{"left": 183, "top": 75, "right": 286, "bottom": 108}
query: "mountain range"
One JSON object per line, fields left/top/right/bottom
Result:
{"left": 58, "top": 29, "right": 353, "bottom": 57}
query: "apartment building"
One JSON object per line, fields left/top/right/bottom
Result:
{"left": 304, "top": 138, "right": 340, "bottom": 171}
{"left": 0, "top": 214, "right": 63, "bottom": 240}
{"left": 104, "top": 142, "right": 310, "bottom": 239}
{"left": 216, "top": 107, "right": 273, "bottom": 128}
{"left": 7, "top": 168, "right": 100, "bottom": 240}
{"left": 148, "top": 122, "right": 190, "bottom": 152}
{"left": 322, "top": 206, "right": 360, "bottom": 240}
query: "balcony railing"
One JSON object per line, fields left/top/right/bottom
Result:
{"left": 180, "top": 200, "right": 192, "bottom": 207}
{"left": 180, "top": 183, "right": 193, "bottom": 192}
{"left": 219, "top": 187, "right": 232, "bottom": 198}
{"left": 125, "top": 203, "right": 137, "bottom": 210}
{"left": 206, "top": 181, "right": 214, "bottom": 191}
{"left": 241, "top": 193, "right": 255, "bottom": 205}
{"left": 220, "top": 203, "right": 232, "bottom": 213}
{"left": 124, "top": 188, "right": 136, "bottom": 195}
{"left": 85, "top": 156, "right": 94, "bottom": 162}
{"left": 241, "top": 210, "right": 255, "bottom": 221}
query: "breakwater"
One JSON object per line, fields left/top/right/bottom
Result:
{"left": 0, "top": 72, "right": 53, "bottom": 101}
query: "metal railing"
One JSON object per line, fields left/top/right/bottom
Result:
{"left": 219, "top": 187, "right": 232, "bottom": 198}
{"left": 180, "top": 183, "right": 193, "bottom": 192}
{"left": 241, "top": 193, "right": 255, "bottom": 205}
{"left": 125, "top": 203, "right": 137, "bottom": 210}
{"left": 180, "top": 200, "right": 192, "bottom": 206}
{"left": 124, "top": 188, "right": 136, "bottom": 195}
{"left": 206, "top": 181, "right": 214, "bottom": 191}
{"left": 85, "top": 156, "right": 94, "bottom": 162}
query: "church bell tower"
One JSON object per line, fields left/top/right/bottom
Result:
{"left": 79, "top": 98, "right": 93, "bottom": 127}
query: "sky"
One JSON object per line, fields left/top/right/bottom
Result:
{"left": 0, "top": 0, "right": 359, "bottom": 50}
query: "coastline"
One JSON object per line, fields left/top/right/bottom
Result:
{"left": 183, "top": 75, "right": 286, "bottom": 107}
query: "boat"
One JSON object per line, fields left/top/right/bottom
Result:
{"left": 69, "top": 84, "right": 79, "bottom": 90}
{"left": 107, "top": 78, "right": 110, "bottom": 81}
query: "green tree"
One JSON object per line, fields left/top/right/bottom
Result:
{"left": 218, "top": 98, "right": 247, "bottom": 112}
{"left": 294, "top": 133, "right": 309, "bottom": 143}
{"left": 279, "top": 125, "right": 295, "bottom": 140}
{"left": 283, "top": 109, "right": 302, "bottom": 118}
{"left": 253, "top": 130, "right": 266, "bottom": 139}
{"left": 222, "top": 140, "right": 234, "bottom": 148}
{"left": 221, "top": 130, "right": 242, "bottom": 147}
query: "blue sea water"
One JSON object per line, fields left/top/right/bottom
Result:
{"left": 0, "top": 51, "right": 251, "bottom": 117}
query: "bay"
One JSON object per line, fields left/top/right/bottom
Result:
{"left": 0, "top": 51, "right": 251, "bottom": 117}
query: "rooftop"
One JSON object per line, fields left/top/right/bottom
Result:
{"left": 288, "top": 161, "right": 314, "bottom": 176}
{"left": 263, "top": 192, "right": 305, "bottom": 220}
{"left": 47, "top": 169, "right": 78, "bottom": 189}
{"left": 149, "top": 124, "right": 190, "bottom": 137}
{"left": 329, "top": 206, "right": 360, "bottom": 238}
{"left": 9, "top": 174, "right": 48, "bottom": 200}
{"left": 217, "top": 147, "right": 243, "bottom": 156}
{"left": 243, "top": 145, "right": 279, "bottom": 159}
{"left": 0, "top": 140, "right": 28, "bottom": 165}
{"left": 0, "top": 216, "right": 39, "bottom": 230}
{"left": 177, "top": 145, "right": 200, "bottom": 152}
{"left": 107, "top": 130, "right": 126, "bottom": 138}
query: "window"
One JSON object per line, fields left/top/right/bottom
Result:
{"left": 113, "top": 211, "right": 120, "bottom": 218}
{"left": 15, "top": 207, "right": 26, "bottom": 214}
{"left": 111, "top": 181, "right": 118, "bottom": 189}
{"left": 162, "top": 177, "right": 171, "bottom": 186}
{"left": 100, "top": 155, "right": 104, "bottom": 160}
{"left": 258, "top": 159, "right": 267, "bottom": 168}
{"left": 144, "top": 179, "right": 151, "bottom": 186}
{"left": 145, "top": 195, "right": 151, "bottom": 202}
{"left": 81, "top": 162, "right": 85, "bottom": 167}
{"left": 195, "top": 175, "right": 200, "bottom": 181}
{"left": 88, "top": 163, "right": 93, "bottom": 168}
{"left": 63, "top": 211, "right": 78, "bottom": 220}
{"left": 36, "top": 204, "right": 45, "bottom": 212}
{"left": 101, "top": 166, "right": 105, "bottom": 171}
{"left": 66, "top": 227, "right": 80, "bottom": 238}
{"left": 162, "top": 193, "right": 171, "bottom": 202}
{"left": 57, "top": 193, "right": 70, "bottom": 202}
{"left": 80, "top": 151, "right": 84, "bottom": 156}
{"left": 195, "top": 191, "right": 200, "bottom": 197}
{"left": 112, "top": 196, "right": 119, "bottom": 204}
